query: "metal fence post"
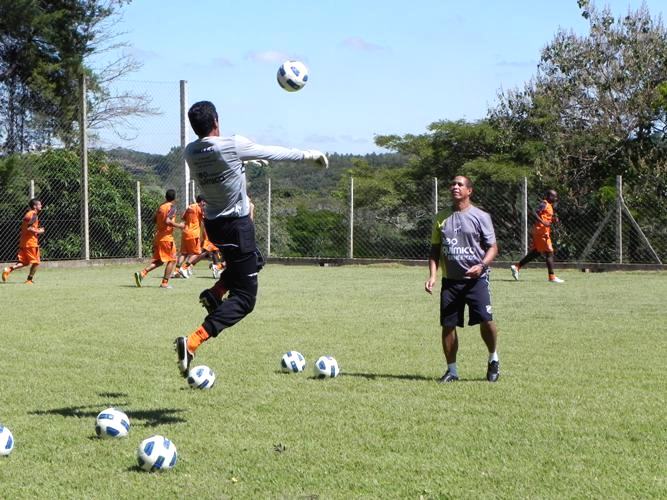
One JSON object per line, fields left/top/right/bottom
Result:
{"left": 522, "top": 176, "right": 528, "bottom": 256}
{"left": 267, "top": 177, "right": 272, "bottom": 257}
{"left": 616, "top": 175, "right": 623, "bottom": 263}
{"left": 349, "top": 176, "right": 354, "bottom": 259}
{"left": 29, "top": 180, "right": 35, "bottom": 199}
{"left": 136, "top": 181, "right": 142, "bottom": 259}
{"left": 180, "top": 80, "right": 189, "bottom": 209}
{"left": 80, "top": 74, "right": 90, "bottom": 260}
{"left": 433, "top": 177, "right": 438, "bottom": 214}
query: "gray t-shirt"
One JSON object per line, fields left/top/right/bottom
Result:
{"left": 184, "top": 135, "right": 309, "bottom": 219}
{"left": 437, "top": 206, "right": 496, "bottom": 280}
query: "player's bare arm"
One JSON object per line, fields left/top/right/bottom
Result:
{"left": 425, "top": 244, "right": 440, "bottom": 294}
{"left": 465, "top": 243, "right": 498, "bottom": 278}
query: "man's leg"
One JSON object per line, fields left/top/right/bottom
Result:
{"left": 2, "top": 262, "right": 25, "bottom": 282}
{"left": 161, "top": 261, "right": 176, "bottom": 288}
{"left": 480, "top": 321, "right": 500, "bottom": 382}
{"left": 545, "top": 252, "right": 564, "bottom": 282}
{"left": 25, "top": 263, "right": 39, "bottom": 283}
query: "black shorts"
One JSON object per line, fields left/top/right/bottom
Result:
{"left": 204, "top": 216, "right": 261, "bottom": 278}
{"left": 440, "top": 277, "right": 493, "bottom": 328}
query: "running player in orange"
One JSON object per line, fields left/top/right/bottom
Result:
{"left": 2, "top": 199, "right": 45, "bottom": 284}
{"left": 511, "top": 189, "right": 564, "bottom": 283}
{"left": 176, "top": 195, "right": 206, "bottom": 278}
{"left": 134, "top": 189, "right": 185, "bottom": 289}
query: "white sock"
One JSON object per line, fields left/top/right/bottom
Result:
{"left": 447, "top": 363, "right": 458, "bottom": 377}
{"left": 488, "top": 352, "right": 499, "bottom": 363}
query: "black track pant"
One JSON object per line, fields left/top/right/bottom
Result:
{"left": 202, "top": 215, "right": 260, "bottom": 336}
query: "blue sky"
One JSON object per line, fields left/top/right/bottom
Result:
{"left": 89, "top": 0, "right": 666, "bottom": 155}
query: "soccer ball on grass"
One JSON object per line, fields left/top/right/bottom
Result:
{"left": 136, "top": 435, "right": 177, "bottom": 472}
{"left": 314, "top": 355, "right": 340, "bottom": 378}
{"left": 281, "top": 351, "right": 306, "bottom": 373}
{"left": 277, "top": 60, "right": 309, "bottom": 92}
{"left": 95, "top": 407, "right": 130, "bottom": 438}
{"left": 0, "top": 425, "right": 14, "bottom": 456}
{"left": 187, "top": 365, "right": 216, "bottom": 389}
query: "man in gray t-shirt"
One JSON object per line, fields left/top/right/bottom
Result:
{"left": 425, "top": 175, "right": 501, "bottom": 383}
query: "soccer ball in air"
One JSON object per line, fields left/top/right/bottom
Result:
{"left": 136, "top": 435, "right": 178, "bottom": 472}
{"left": 95, "top": 407, "right": 130, "bottom": 439}
{"left": 281, "top": 351, "right": 306, "bottom": 373}
{"left": 277, "top": 60, "right": 309, "bottom": 92}
{"left": 187, "top": 365, "right": 216, "bottom": 389}
{"left": 314, "top": 355, "right": 340, "bottom": 378}
{"left": 0, "top": 425, "right": 14, "bottom": 456}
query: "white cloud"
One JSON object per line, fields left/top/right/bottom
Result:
{"left": 341, "top": 37, "right": 386, "bottom": 52}
{"left": 246, "top": 50, "right": 291, "bottom": 63}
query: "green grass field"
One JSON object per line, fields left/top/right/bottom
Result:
{"left": 0, "top": 263, "right": 665, "bottom": 499}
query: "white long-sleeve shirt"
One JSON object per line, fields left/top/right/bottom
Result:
{"left": 184, "top": 134, "right": 308, "bottom": 219}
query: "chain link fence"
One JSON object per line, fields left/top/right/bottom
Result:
{"left": 1, "top": 80, "right": 665, "bottom": 267}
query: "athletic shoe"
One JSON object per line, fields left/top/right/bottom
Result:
{"left": 174, "top": 336, "right": 193, "bottom": 377}
{"left": 510, "top": 264, "right": 519, "bottom": 281}
{"left": 437, "top": 371, "right": 459, "bottom": 383}
{"left": 487, "top": 360, "right": 500, "bottom": 382}
{"left": 134, "top": 271, "right": 143, "bottom": 288}
{"left": 160, "top": 284, "right": 173, "bottom": 289}
{"left": 2, "top": 267, "right": 9, "bottom": 282}
{"left": 186, "top": 267, "right": 194, "bottom": 278}
{"left": 178, "top": 266, "right": 189, "bottom": 279}
{"left": 24, "top": 279, "right": 34, "bottom": 285}
{"left": 199, "top": 288, "right": 221, "bottom": 314}
{"left": 212, "top": 266, "right": 221, "bottom": 280}
{"left": 549, "top": 277, "right": 565, "bottom": 283}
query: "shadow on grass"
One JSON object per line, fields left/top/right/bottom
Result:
{"left": 340, "top": 371, "right": 435, "bottom": 382}
{"left": 29, "top": 404, "right": 187, "bottom": 426}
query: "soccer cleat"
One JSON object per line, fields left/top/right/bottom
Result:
{"left": 549, "top": 277, "right": 565, "bottom": 283}
{"left": 178, "top": 266, "right": 189, "bottom": 279}
{"left": 199, "top": 288, "right": 221, "bottom": 314}
{"left": 437, "top": 371, "right": 459, "bottom": 383}
{"left": 186, "top": 267, "right": 193, "bottom": 278}
{"left": 134, "top": 271, "right": 143, "bottom": 288}
{"left": 211, "top": 265, "right": 221, "bottom": 280}
{"left": 174, "top": 336, "right": 193, "bottom": 377}
{"left": 24, "top": 279, "right": 34, "bottom": 285}
{"left": 487, "top": 360, "right": 500, "bottom": 382}
{"left": 160, "top": 284, "right": 173, "bottom": 289}
{"left": 510, "top": 264, "right": 519, "bottom": 281}
{"left": 2, "top": 267, "right": 9, "bottom": 282}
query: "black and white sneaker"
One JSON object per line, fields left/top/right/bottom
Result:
{"left": 174, "top": 337, "right": 193, "bottom": 377}
{"left": 199, "top": 288, "right": 221, "bottom": 315}
{"left": 437, "top": 371, "right": 459, "bottom": 383}
{"left": 487, "top": 360, "right": 500, "bottom": 382}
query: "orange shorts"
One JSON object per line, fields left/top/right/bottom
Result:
{"left": 531, "top": 227, "right": 553, "bottom": 253}
{"left": 180, "top": 237, "right": 201, "bottom": 255}
{"left": 152, "top": 240, "right": 177, "bottom": 263}
{"left": 18, "top": 246, "right": 40, "bottom": 265}
{"left": 202, "top": 240, "right": 219, "bottom": 253}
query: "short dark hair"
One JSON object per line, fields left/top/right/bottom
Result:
{"left": 165, "top": 189, "right": 176, "bottom": 202}
{"left": 188, "top": 101, "right": 218, "bottom": 137}
{"left": 195, "top": 194, "right": 205, "bottom": 203}
{"left": 29, "top": 198, "right": 40, "bottom": 209}
{"left": 451, "top": 175, "right": 473, "bottom": 189}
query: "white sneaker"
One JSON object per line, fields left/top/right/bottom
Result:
{"left": 549, "top": 277, "right": 565, "bottom": 283}
{"left": 510, "top": 265, "right": 519, "bottom": 281}
{"left": 187, "top": 267, "right": 194, "bottom": 278}
{"left": 212, "top": 266, "right": 221, "bottom": 280}
{"left": 178, "top": 267, "right": 189, "bottom": 279}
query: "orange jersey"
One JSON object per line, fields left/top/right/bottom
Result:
{"left": 182, "top": 203, "right": 203, "bottom": 240}
{"left": 154, "top": 202, "right": 177, "bottom": 242}
{"left": 19, "top": 209, "right": 40, "bottom": 247}
{"left": 535, "top": 200, "right": 554, "bottom": 227}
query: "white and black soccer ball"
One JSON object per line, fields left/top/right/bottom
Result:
{"left": 277, "top": 60, "right": 309, "bottom": 92}
{"left": 95, "top": 407, "right": 130, "bottom": 439}
{"left": 314, "top": 355, "right": 340, "bottom": 378}
{"left": 136, "top": 435, "right": 177, "bottom": 472}
{"left": 187, "top": 365, "right": 216, "bottom": 389}
{"left": 281, "top": 351, "right": 306, "bottom": 373}
{"left": 0, "top": 425, "right": 14, "bottom": 456}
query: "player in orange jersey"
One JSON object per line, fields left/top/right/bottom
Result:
{"left": 134, "top": 189, "right": 185, "bottom": 289}
{"left": 2, "top": 199, "right": 45, "bottom": 284}
{"left": 511, "top": 189, "right": 564, "bottom": 283}
{"left": 176, "top": 195, "right": 207, "bottom": 278}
